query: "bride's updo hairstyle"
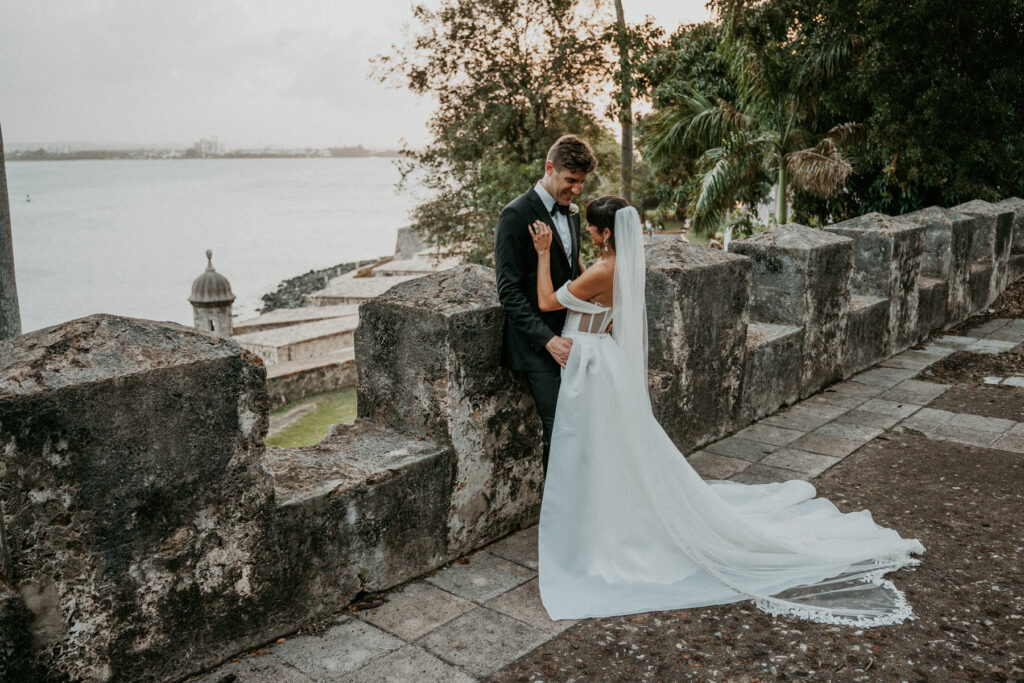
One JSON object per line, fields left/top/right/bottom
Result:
{"left": 585, "top": 195, "right": 630, "bottom": 250}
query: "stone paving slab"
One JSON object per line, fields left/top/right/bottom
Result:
{"left": 356, "top": 581, "right": 476, "bottom": 642}
{"left": 879, "top": 378, "right": 950, "bottom": 405}
{"left": 687, "top": 451, "right": 750, "bottom": 479}
{"left": 704, "top": 436, "right": 778, "bottom": 462}
{"left": 965, "top": 339, "right": 1018, "bottom": 354}
{"left": 271, "top": 620, "right": 405, "bottom": 681}
{"left": 733, "top": 422, "right": 806, "bottom": 446}
{"left": 897, "top": 421, "right": 1001, "bottom": 448}
{"left": 991, "top": 432, "right": 1024, "bottom": 453}
{"left": 815, "top": 421, "right": 884, "bottom": 442}
{"left": 348, "top": 645, "right": 476, "bottom": 683}
{"left": 933, "top": 334, "right": 981, "bottom": 347}
{"left": 728, "top": 463, "right": 801, "bottom": 483}
{"left": 825, "top": 379, "right": 889, "bottom": 398}
{"left": 197, "top": 654, "right": 312, "bottom": 682}
{"left": 850, "top": 366, "right": 919, "bottom": 388}
{"left": 789, "top": 431, "right": 864, "bottom": 457}
{"left": 759, "top": 448, "right": 841, "bottom": 476}
{"left": 834, "top": 407, "right": 905, "bottom": 429}
{"left": 484, "top": 577, "right": 576, "bottom": 635}
{"left": 879, "top": 350, "right": 947, "bottom": 370}
{"left": 857, "top": 397, "right": 923, "bottom": 419}
{"left": 760, "top": 403, "right": 848, "bottom": 432}
{"left": 416, "top": 607, "right": 549, "bottom": 678}
{"left": 913, "top": 407, "right": 1016, "bottom": 433}
{"left": 485, "top": 526, "right": 538, "bottom": 570}
{"left": 425, "top": 551, "right": 536, "bottom": 602}
{"left": 803, "top": 390, "right": 869, "bottom": 409}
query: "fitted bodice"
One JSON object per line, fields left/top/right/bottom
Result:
{"left": 564, "top": 304, "right": 613, "bottom": 335}
{"left": 556, "top": 282, "right": 612, "bottom": 335}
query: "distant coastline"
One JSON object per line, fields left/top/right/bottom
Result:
{"left": 5, "top": 145, "right": 403, "bottom": 162}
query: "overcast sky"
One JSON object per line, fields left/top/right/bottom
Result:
{"left": 0, "top": 0, "right": 712, "bottom": 150}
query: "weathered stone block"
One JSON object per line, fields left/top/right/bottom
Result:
{"left": 644, "top": 242, "right": 751, "bottom": 451}
{"left": 844, "top": 295, "right": 890, "bottom": 377}
{"left": 917, "top": 278, "right": 947, "bottom": 341}
{"left": 901, "top": 206, "right": 973, "bottom": 323}
{"left": 267, "top": 421, "right": 453, "bottom": 600}
{"left": 741, "top": 322, "right": 803, "bottom": 423}
{"left": 969, "top": 262, "right": 994, "bottom": 313}
{"left": 1009, "top": 254, "right": 1024, "bottom": 283}
{"left": 826, "top": 212, "right": 924, "bottom": 355}
{"left": 998, "top": 197, "right": 1024, "bottom": 283}
{"left": 953, "top": 200, "right": 1014, "bottom": 298}
{"left": 0, "top": 315, "right": 277, "bottom": 681}
{"left": 355, "top": 265, "right": 542, "bottom": 550}
{"left": 996, "top": 196, "right": 1024, "bottom": 259}
{"left": 730, "top": 223, "right": 852, "bottom": 398}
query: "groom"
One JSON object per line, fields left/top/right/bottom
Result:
{"left": 494, "top": 134, "right": 598, "bottom": 474}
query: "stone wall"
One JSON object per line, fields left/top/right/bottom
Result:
{"left": 266, "top": 351, "right": 357, "bottom": 410}
{"left": 1, "top": 197, "right": 1022, "bottom": 680}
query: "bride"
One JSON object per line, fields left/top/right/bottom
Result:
{"left": 528, "top": 195, "right": 924, "bottom": 626}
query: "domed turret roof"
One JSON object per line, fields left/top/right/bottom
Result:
{"left": 189, "top": 250, "right": 235, "bottom": 305}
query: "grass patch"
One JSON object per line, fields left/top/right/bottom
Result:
{"left": 267, "top": 388, "right": 357, "bottom": 448}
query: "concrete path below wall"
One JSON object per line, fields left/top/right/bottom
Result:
{"left": 195, "top": 320, "right": 1024, "bottom": 683}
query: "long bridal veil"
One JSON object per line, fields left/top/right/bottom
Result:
{"left": 541, "top": 205, "right": 923, "bottom": 626}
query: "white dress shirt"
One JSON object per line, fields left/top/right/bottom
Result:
{"left": 534, "top": 181, "right": 573, "bottom": 265}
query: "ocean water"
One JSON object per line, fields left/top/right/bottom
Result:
{"left": 5, "top": 157, "right": 421, "bottom": 333}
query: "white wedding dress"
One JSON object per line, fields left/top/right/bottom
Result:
{"left": 537, "top": 207, "right": 924, "bottom": 626}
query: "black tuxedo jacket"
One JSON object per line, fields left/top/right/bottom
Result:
{"left": 494, "top": 187, "right": 581, "bottom": 372}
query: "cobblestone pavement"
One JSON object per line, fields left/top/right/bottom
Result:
{"left": 196, "top": 319, "right": 1024, "bottom": 683}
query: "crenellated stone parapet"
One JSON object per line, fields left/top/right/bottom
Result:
{"left": 825, "top": 212, "right": 925, "bottom": 356}
{"left": 645, "top": 241, "right": 751, "bottom": 450}
{"left": 952, "top": 199, "right": 1014, "bottom": 302}
{"left": 2, "top": 198, "right": 1023, "bottom": 680}
{"left": 355, "top": 265, "right": 543, "bottom": 550}
{"left": 729, "top": 223, "right": 853, "bottom": 396}
{"left": 901, "top": 206, "right": 973, "bottom": 329}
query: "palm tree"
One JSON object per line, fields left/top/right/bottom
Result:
{"left": 643, "top": 24, "right": 858, "bottom": 235}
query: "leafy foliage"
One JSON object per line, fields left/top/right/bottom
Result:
{"left": 784, "top": 0, "right": 1024, "bottom": 220}
{"left": 640, "top": 7, "right": 856, "bottom": 235}
{"left": 375, "top": 0, "right": 619, "bottom": 263}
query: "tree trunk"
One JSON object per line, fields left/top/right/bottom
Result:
{"left": 614, "top": 0, "right": 633, "bottom": 203}
{"left": 775, "top": 164, "right": 788, "bottom": 225}
{"left": 0, "top": 121, "right": 21, "bottom": 340}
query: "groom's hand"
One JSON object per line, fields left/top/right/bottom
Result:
{"left": 545, "top": 336, "right": 573, "bottom": 368}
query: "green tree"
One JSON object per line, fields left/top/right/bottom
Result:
{"left": 641, "top": 4, "right": 858, "bottom": 235}
{"left": 636, "top": 22, "right": 734, "bottom": 222}
{"left": 772, "top": 0, "right": 1024, "bottom": 220}
{"left": 375, "top": 0, "right": 618, "bottom": 263}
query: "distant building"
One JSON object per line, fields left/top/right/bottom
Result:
{"left": 189, "top": 250, "right": 235, "bottom": 337}
{"left": 193, "top": 138, "right": 224, "bottom": 157}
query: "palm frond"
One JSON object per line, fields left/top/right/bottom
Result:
{"left": 786, "top": 137, "right": 853, "bottom": 198}
{"left": 824, "top": 121, "right": 865, "bottom": 145}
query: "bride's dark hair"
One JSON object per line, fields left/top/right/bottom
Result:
{"left": 585, "top": 195, "right": 630, "bottom": 250}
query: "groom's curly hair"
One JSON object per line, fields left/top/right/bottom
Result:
{"left": 585, "top": 195, "right": 630, "bottom": 250}
{"left": 547, "top": 135, "right": 598, "bottom": 173}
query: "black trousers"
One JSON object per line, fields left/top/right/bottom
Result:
{"left": 522, "top": 367, "right": 561, "bottom": 475}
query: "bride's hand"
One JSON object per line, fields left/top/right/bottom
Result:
{"left": 529, "top": 221, "right": 552, "bottom": 254}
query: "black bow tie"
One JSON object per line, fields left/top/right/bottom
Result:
{"left": 551, "top": 203, "right": 570, "bottom": 217}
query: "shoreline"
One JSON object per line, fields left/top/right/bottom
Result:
{"left": 258, "top": 258, "right": 387, "bottom": 313}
